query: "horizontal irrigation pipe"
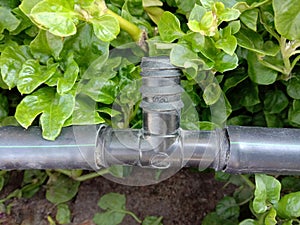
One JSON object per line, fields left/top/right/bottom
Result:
{"left": 1, "top": 125, "right": 300, "bottom": 175}
{"left": 0, "top": 57, "right": 300, "bottom": 176}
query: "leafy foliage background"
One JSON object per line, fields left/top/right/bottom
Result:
{"left": 1, "top": 0, "right": 300, "bottom": 224}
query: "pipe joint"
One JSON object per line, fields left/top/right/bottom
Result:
{"left": 96, "top": 126, "right": 184, "bottom": 169}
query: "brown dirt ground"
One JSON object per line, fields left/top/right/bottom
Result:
{"left": 0, "top": 169, "right": 235, "bottom": 225}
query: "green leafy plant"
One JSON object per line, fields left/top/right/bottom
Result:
{"left": 1, "top": 0, "right": 300, "bottom": 224}
{"left": 93, "top": 192, "right": 163, "bottom": 225}
{"left": 204, "top": 174, "right": 300, "bottom": 225}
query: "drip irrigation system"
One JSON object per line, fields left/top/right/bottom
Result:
{"left": 1, "top": 56, "right": 300, "bottom": 179}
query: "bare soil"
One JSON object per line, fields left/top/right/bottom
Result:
{"left": 0, "top": 169, "right": 235, "bottom": 225}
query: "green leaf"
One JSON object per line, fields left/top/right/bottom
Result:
{"left": 93, "top": 211, "right": 125, "bottom": 225}
{"left": 17, "top": 59, "right": 58, "bottom": 94}
{"left": 282, "top": 220, "right": 293, "bottom": 225}
{"left": 0, "top": 45, "right": 32, "bottom": 89}
{"left": 170, "top": 44, "right": 198, "bottom": 67}
{"left": 0, "top": 94, "right": 8, "bottom": 121}
{"left": 187, "top": 4, "right": 207, "bottom": 33}
{"left": 210, "top": 94, "right": 232, "bottom": 125}
{"left": 0, "top": 176, "right": 5, "bottom": 192}
{"left": 239, "top": 219, "right": 258, "bottom": 225}
{"left": 108, "top": 165, "right": 131, "bottom": 178}
{"left": 247, "top": 52, "right": 278, "bottom": 85}
{"left": 240, "top": 8, "right": 259, "bottom": 31}
{"left": 46, "top": 173, "right": 80, "bottom": 204}
{"left": 264, "top": 112, "right": 283, "bottom": 128}
{"left": 177, "top": 0, "right": 199, "bottom": 14}
{"left": 203, "top": 212, "right": 237, "bottom": 225}
{"left": 98, "top": 192, "right": 126, "bottom": 210}
{"left": 216, "top": 196, "right": 240, "bottom": 220}
{"left": 62, "top": 23, "right": 109, "bottom": 69}
{"left": 57, "top": 54, "right": 79, "bottom": 94}
{"left": 287, "top": 77, "right": 300, "bottom": 99}
{"left": 91, "top": 14, "right": 120, "bottom": 42}
{"left": 0, "top": 7, "right": 20, "bottom": 33}
{"left": 186, "top": 34, "right": 238, "bottom": 72}
{"left": 278, "top": 192, "right": 300, "bottom": 219}
{"left": 183, "top": 32, "right": 205, "bottom": 55}
{"left": 223, "top": 72, "right": 248, "bottom": 92}
{"left": 288, "top": 100, "right": 300, "bottom": 127}
{"left": 236, "top": 28, "right": 280, "bottom": 56}
{"left": 123, "top": 0, "right": 143, "bottom": 16}
{"left": 265, "top": 207, "right": 277, "bottom": 225}
{"left": 228, "top": 79, "right": 260, "bottom": 109}
{"left": 143, "top": 0, "right": 163, "bottom": 7}
{"left": 144, "top": 6, "right": 164, "bottom": 25}
{"left": 19, "top": 0, "right": 43, "bottom": 15}
{"left": 273, "top": 0, "right": 300, "bottom": 40}
{"left": 213, "top": 2, "right": 240, "bottom": 22}
{"left": 64, "top": 94, "right": 104, "bottom": 126}
{"left": 0, "top": 75, "right": 9, "bottom": 89}
{"left": 214, "top": 171, "right": 231, "bottom": 182}
{"left": 203, "top": 83, "right": 222, "bottom": 105}
{"left": 253, "top": 174, "right": 281, "bottom": 214}
{"left": 15, "top": 87, "right": 75, "bottom": 140}
{"left": 214, "top": 51, "right": 238, "bottom": 72}
{"left": 198, "top": 121, "right": 220, "bottom": 130}
{"left": 202, "top": 212, "right": 223, "bottom": 225}
{"left": 10, "top": 8, "right": 35, "bottom": 35}
{"left": 0, "top": 116, "right": 19, "bottom": 127}
{"left": 264, "top": 90, "right": 289, "bottom": 114}
{"left": 81, "top": 79, "right": 117, "bottom": 104}
{"left": 22, "top": 170, "right": 47, "bottom": 198}
{"left": 170, "top": 44, "right": 211, "bottom": 78}
{"left": 30, "top": 30, "right": 64, "bottom": 62}
{"left": 215, "top": 32, "right": 237, "bottom": 55}
{"left": 0, "top": 0, "right": 21, "bottom": 9}
{"left": 75, "top": 0, "right": 96, "bottom": 7}
{"left": 199, "top": 0, "right": 214, "bottom": 9}
{"left": 233, "top": 184, "right": 254, "bottom": 206}
{"left": 30, "top": 0, "right": 77, "bottom": 37}
{"left": 98, "top": 107, "right": 121, "bottom": 117}
{"left": 56, "top": 204, "right": 71, "bottom": 224}
{"left": 23, "top": 170, "right": 47, "bottom": 184}
{"left": 281, "top": 176, "right": 300, "bottom": 192}
{"left": 228, "top": 20, "right": 241, "bottom": 34}
{"left": 142, "top": 216, "right": 163, "bottom": 225}
{"left": 158, "top": 11, "right": 184, "bottom": 42}
{"left": 198, "top": 11, "right": 217, "bottom": 36}
{"left": 227, "top": 115, "right": 252, "bottom": 126}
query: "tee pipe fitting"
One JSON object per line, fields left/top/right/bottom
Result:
{"left": 97, "top": 56, "right": 185, "bottom": 169}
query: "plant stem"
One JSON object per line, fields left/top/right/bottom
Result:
{"left": 291, "top": 54, "right": 300, "bottom": 72}
{"left": 240, "top": 175, "right": 255, "bottom": 189}
{"left": 56, "top": 169, "right": 110, "bottom": 182}
{"left": 259, "top": 59, "right": 285, "bottom": 74}
{"left": 112, "top": 209, "right": 142, "bottom": 223}
{"left": 280, "top": 37, "right": 292, "bottom": 79}
{"left": 73, "top": 171, "right": 108, "bottom": 182}
{"left": 122, "top": 210, "right": 142, "bottom": 223}
{"left": 106, "top": 9, "right": 143, "bottom": 42}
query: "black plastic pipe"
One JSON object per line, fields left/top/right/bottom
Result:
{"left": 0, "top": 126, "right": 98, "bottom": 170}
{"left": 223, "top": 126, "right": 300, "bottom": 175}
{"left": 2, "top": 125, "right": 300, "bottom": 175}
